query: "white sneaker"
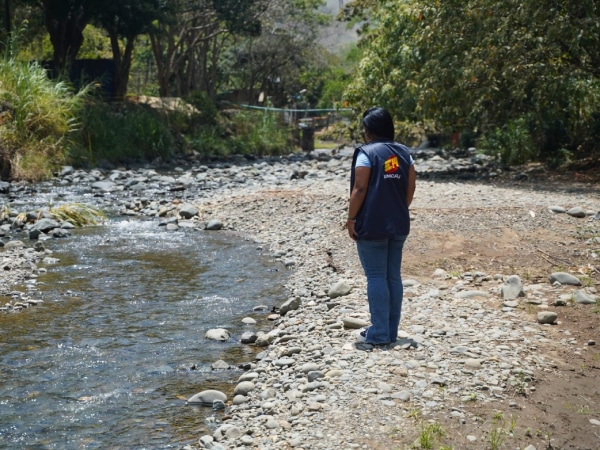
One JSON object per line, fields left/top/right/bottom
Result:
{"left": 356, "top": 328, "right": 368, "bottom": 342}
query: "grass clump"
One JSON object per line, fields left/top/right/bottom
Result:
{"left": 49, "top": 203, "right": 106, "bottom": 226}
{"left": 15, "top": 203, "right": 105, "bottom": 227}
{"left": 417, "top": 422, "right": 445, "bottom": 449}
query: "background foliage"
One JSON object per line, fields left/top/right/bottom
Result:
{"left": 3, "top": 0, "right": 599, "bottom": 181}
{"left": 0, "top": 0, "right": 357, "bottom": 180}
{"left": 344, "top": 0, "right": 600, "bottom": 164}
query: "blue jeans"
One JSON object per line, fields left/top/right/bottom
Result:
{"left": 356, "top": 236, "right": 407, "bottom": 344}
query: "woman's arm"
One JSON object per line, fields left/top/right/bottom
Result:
{"left": 406, "top": 164, "right": 416, "bottom": 207}
{"left": 347, "top": 166, "right": 370, "bottom": 240}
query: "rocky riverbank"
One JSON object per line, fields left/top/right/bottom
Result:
{"left": 1, "top": 147, "right": 599, "bottom": 449}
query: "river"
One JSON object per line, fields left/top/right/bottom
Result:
{"left": 0, "top": 215, "right": 288, "bottom": 449}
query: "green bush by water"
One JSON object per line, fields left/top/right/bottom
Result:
{"left": 479, "top": 118, "right": 536, "bottom": 166}
{"left": 0, "top": 50, "right": 86, "bottom": 180}
{"left": 1, "top": 45, "right": 296, "bottom": 179}
{"left": 69, "top": 100, "right": 175, "bottom": 167}
{"left": 189, "top": 109, "right": 293, "bottom": 158}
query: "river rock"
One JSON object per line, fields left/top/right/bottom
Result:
{"left": 29, "top": 229, "right": 43, "bottom": 240}
{"left": 566, "top": 206, "right": 586, "bottom": 218}
{"left": 50, "top": 228, "right": 71, "bottom": 238}
{"left": 4, "top": 240, "right": 24, "bottom": 249}
{"left": 60, "top": 166, "right": 74, "bottom": 177}
{"left": 255, "top": 332, "right": 276, "bottom": 346}
{"left": 205, "top": 219, "right": 223, "bottom": 230}
{"left": 501, "top": 275, "right": 524, "bottom": 299}
{"left": 234, "top": 381, "right": 255, "bottom": 396}
{"left": 199, "top": 435, "right": 226, "bottom": 450}
{"left": 211, "top": 359, "right": 230, "bottom": 370}
{"left": 205, "top": 328, "right": 230, "bottom": 341}
{"left": 273, "top": 358, "right": 295, "bottom": 367}
{"left": 179, "top": 204, "right": 199, "bottom": 219}
{"left": 217, "top": 424, "right": 242, "bottom": 441}
{"left": 279, "top": 297, "right": 301, "bottom": 315}
{"left": 29, "top": 218, "right": 61, "bottom": 233}
{"left": 432, "top": 268, "right": 448, "bottom": 279}
{"left": 328, "top": 279, "right": 352, "bottom": 298}
{"left": 187, "top": 389, "right": 227, "bottom": 405}
{"left": 91, "top": 180, "right": 116, "bottom": 192}
{"left": 342, "top": 317, "right": 369, "bottom": 329}
{"left": 240, "top": 331, "right": 258, "bottom": 344}
{"left": 537, "top": 311, "right": 558, "bottom": 324}
{"left": 573, "top": 290, "right": 597, "bottom": 305}
{"left": 548, "top": 205, "right": 566, "bottom": 213}
{"left": 549, "top": 272, "right": 582, "bottom": 286}
{"left": 455, "top": 290, "right": 489, "bottom": 299}
{"left": 232, "top": 395, "right": 248, "bottom": 405}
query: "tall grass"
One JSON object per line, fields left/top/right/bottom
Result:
{"left": 68, "top": 100, "right": 175, "bottom": 167}
{"left": 0, "top": 45, "right": 86, "bottom": 180}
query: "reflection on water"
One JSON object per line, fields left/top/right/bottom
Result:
{"left": 0, "top": 218, "right": 287, "bottom": 449}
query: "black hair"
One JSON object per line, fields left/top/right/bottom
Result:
{"left": 362, "top": 107, "right": 395, "bottom": 141}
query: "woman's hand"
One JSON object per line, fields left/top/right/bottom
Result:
{"left": 345, "top": 220, "right": 358, "bottom": 241}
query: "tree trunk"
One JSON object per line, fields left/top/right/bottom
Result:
{"left": 4, "top": 0, "right": 10, "bottom": 37}
{"left": 42, "top": 0, "right": 89, "bottom": 73}
{"left": 108, "top": 30, "right": 135, "bottom": 101}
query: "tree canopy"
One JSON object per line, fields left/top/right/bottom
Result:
{"left": 345, "top": 0, "right": 600, "bottom": 163}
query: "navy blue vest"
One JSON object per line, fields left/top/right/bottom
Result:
{"left": 350, "top": 141, "right": 412, "bottom": 240}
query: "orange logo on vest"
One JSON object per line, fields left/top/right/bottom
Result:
{"left": 384, "top": 155, "right": 399, "bottom": 174}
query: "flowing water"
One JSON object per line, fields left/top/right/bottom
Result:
{"left": 0, "top": 217, "right": 288, "bottom": 449}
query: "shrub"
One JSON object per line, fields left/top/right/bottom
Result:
{"left": 69, "top": 100, "right": 175, "bottom": 166}
{"left": 0, "top": 52, "right": 85, "bottom": 180}
{"left": 479, "top": 118, "right": 536, "bottom": 166}
{"left": 186, "top": 91, "right": 218, "bottom": 126}
{"left": 190, "top": 109, "right": 293, "bottom": 159}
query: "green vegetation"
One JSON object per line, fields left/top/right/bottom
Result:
{"left": 188, "top": 109, "right": 293, "bottom": 158}
{"left": 49, "top": 203, "right": 106, "bottom": 226}
{"left": 344, "top": 0, "right": 600, "bottom": 165}
{"left": 0, "top": 46, "right": 86, "bottom": 180}
{"left": 417, "top": 422, "right": 445, "bottom": 449}
{"left": 68, "top": 100, "right": 175, "bottom": 167}
{"left": 489, "top": 412, "right": 506, "bottom": 450}
{"left": 15, "top": 203, "right": 105, "bottom": 227}
{"left": 0, "top": 1, "right": 355, "bottom": 181}
{"left": 4, "top": 0, "right": 600, "bottom": 181}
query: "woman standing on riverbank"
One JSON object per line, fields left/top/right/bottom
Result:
{"left": 346, "top": 107, "right": 416, "bottom": 345}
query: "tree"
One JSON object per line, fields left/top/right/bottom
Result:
{"left": 96, "top": 0, "right": 166, "bottom": 100}
{"left": 38, "top": 0, "right": 100, "bottom": 71}
{"left": 226, "top": 0, "right": 329, "bottom": 106}
{"left": 3, "top": 0, "right": 11, "bottom": 36}
{"left": 345, "top": 0, "right": 600, "bottom": 161}
{"left": 148, "top": 0, "right": 265, "bottom": 99}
